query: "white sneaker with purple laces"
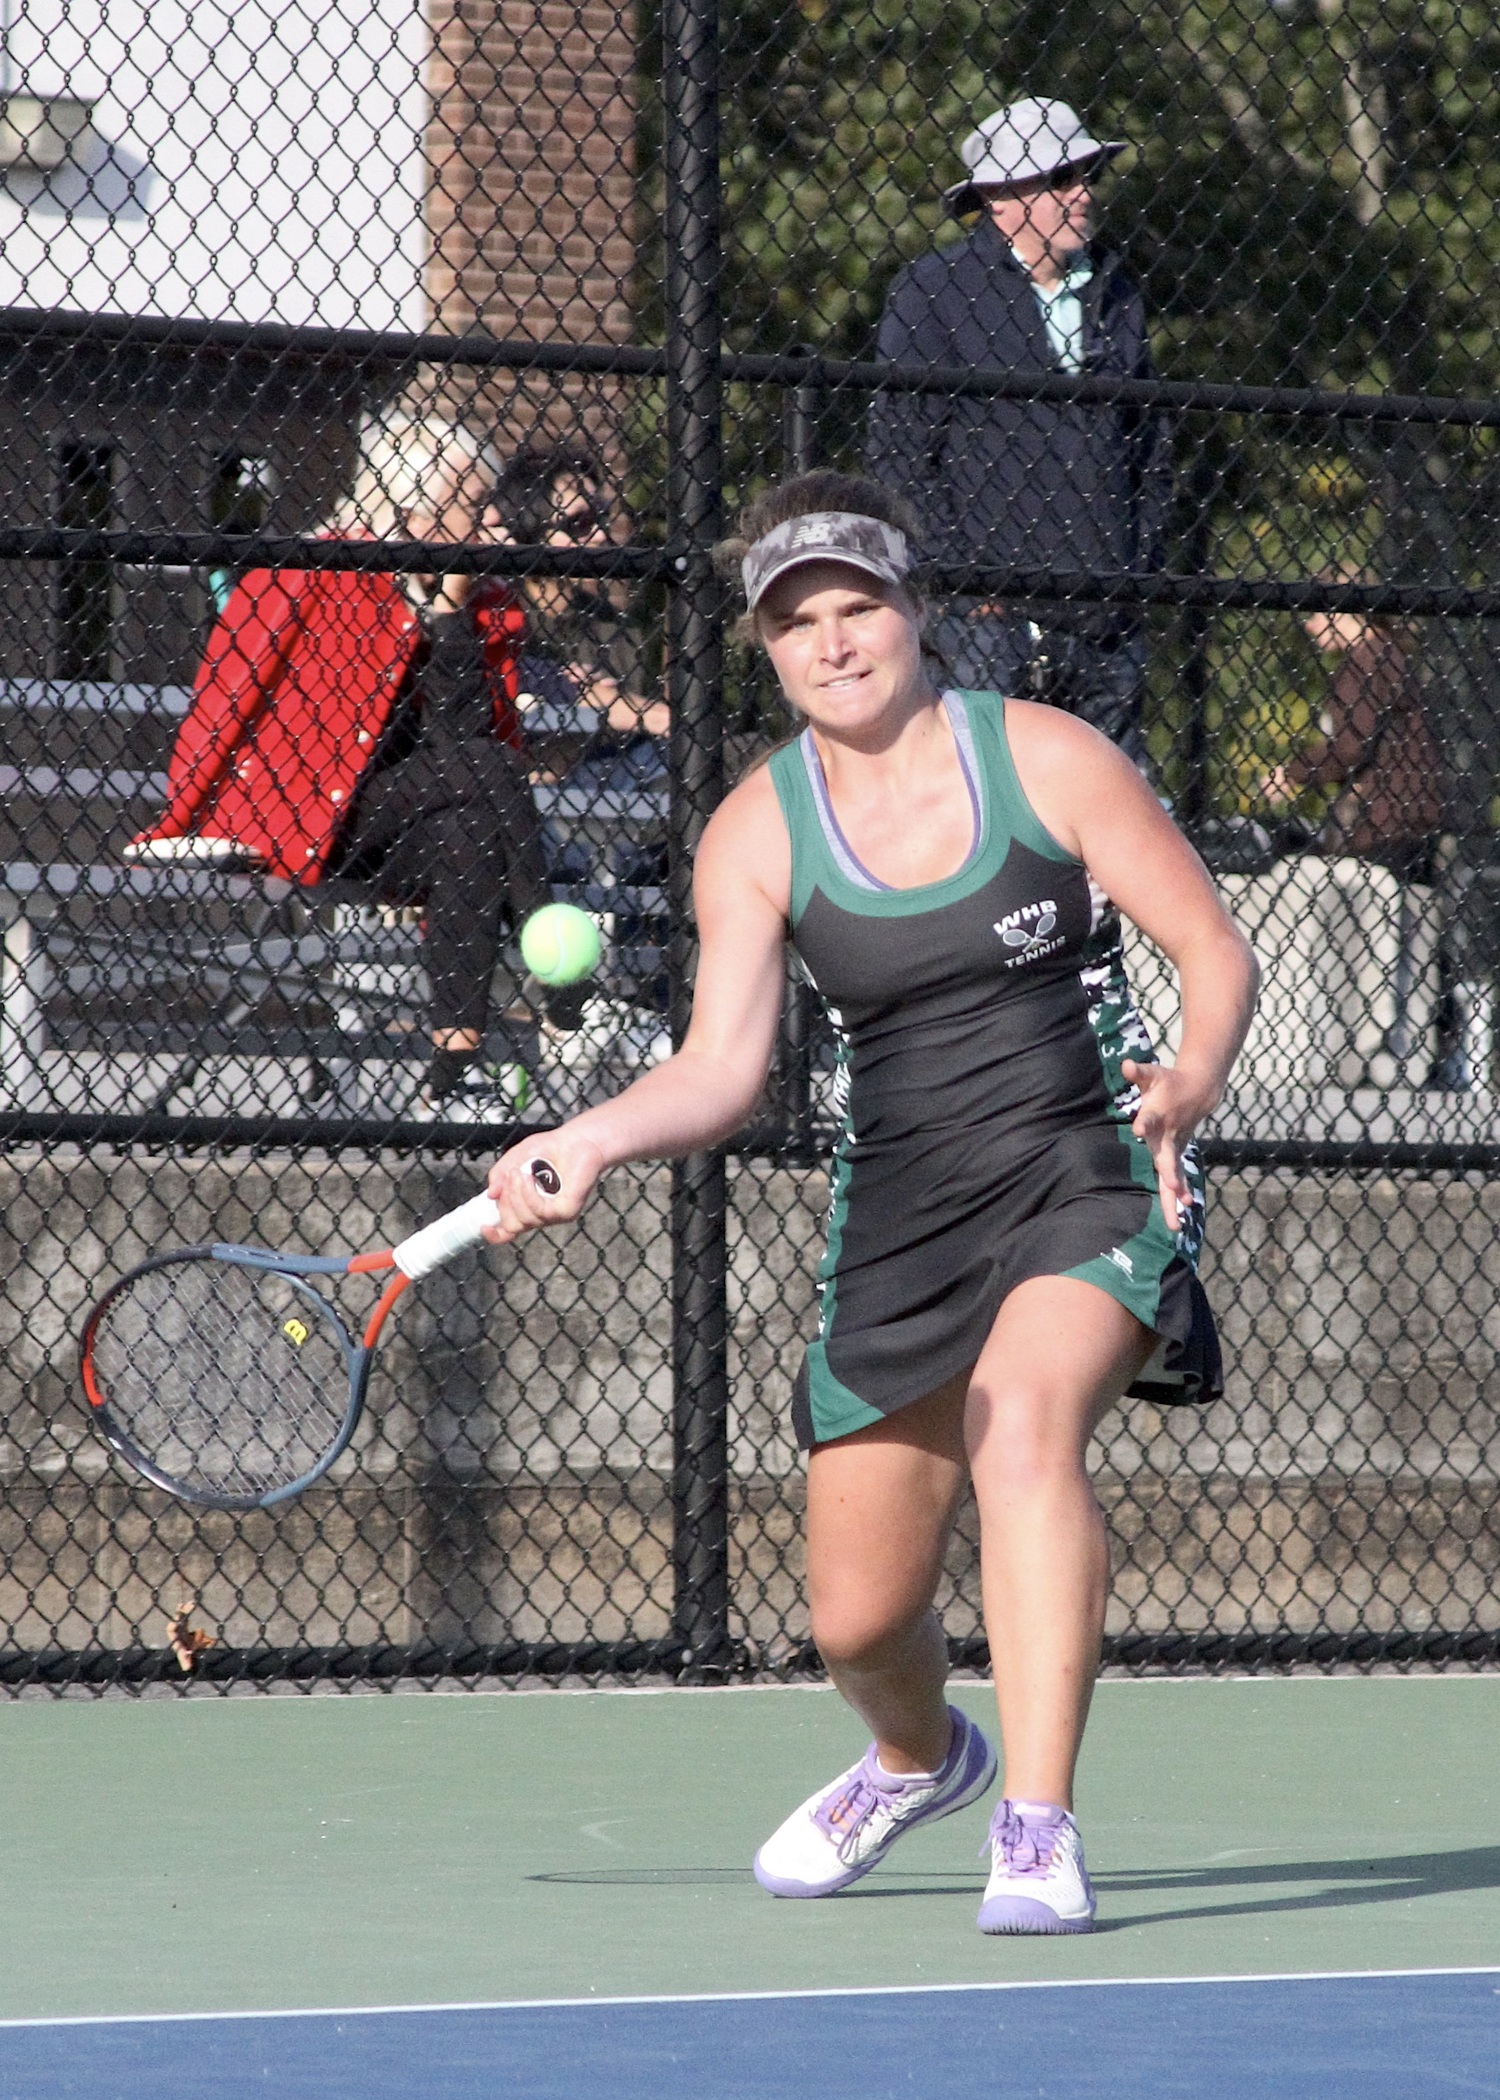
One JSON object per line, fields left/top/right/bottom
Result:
{"left": 977, "top": 1799, "right": 1096, "bottom": 1934}
{"left": 753, "top": 1707, "right": 996, "bottom": 1898}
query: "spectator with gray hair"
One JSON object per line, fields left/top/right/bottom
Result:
{"left": 126, "top": 410, "right": 552, "bottom": 1112}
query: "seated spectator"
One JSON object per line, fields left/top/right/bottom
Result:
{"left": 487, "top": 443, "right": 668, "bottom": 784}
{"left": 1261, "top": 594, "right": 1449, "bottom": 1085}
{"left": 1263, "top": 599, "right": 1444, "bottom": 880}
{"left": 483, "top": 444, "right": 674, "bottom": 1099}
{"left": 125, "top": 411, "right": 553, "bottom": 1111}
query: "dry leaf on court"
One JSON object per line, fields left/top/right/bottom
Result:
{"left": 167, "top": 1601, "right": 215, "bottom": 1675}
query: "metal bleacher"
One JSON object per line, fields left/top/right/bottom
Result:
{"left": 0, "top": 677, "right": 671, "bottom": 1125}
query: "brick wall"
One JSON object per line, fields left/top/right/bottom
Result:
{"left": 426, "top": 0, "right": 637, "bottom": 344}
{"left": 420, "top": 0, "right": 640, "bottom": 463}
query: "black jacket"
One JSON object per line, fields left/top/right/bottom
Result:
{"left": 864, "top": 220, "right": 1173, "bottom": 621}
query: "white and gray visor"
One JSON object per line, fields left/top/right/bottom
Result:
{"left": 741, "top": 512, "right": 911, "bottom": 613}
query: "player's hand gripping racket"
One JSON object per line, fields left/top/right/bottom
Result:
{"left": 79, "top": 1163, "right": 559, "bottom": 1511}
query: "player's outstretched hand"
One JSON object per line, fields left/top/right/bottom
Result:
{"left": 1122, "top": 1058, "right": 1209, "bottom": 1234}
{"left": 484, "top": 1131, "right": 606, "bottom": 1242}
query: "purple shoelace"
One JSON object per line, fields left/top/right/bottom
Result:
{"left": 811, "top": 1756, "right": 896, "bottom": 1854}
{"left": 986, "top": 1801, "right": 1066, "bottom": 1875}
{"left": 812, "top": 1744, "right": 945, "bottom": 1856}
{"left": 813, "top": 1770, "right": 877, "bottom": 1838}
{"left": 812, "top": 1718, "right": 967, "bottom": 1858}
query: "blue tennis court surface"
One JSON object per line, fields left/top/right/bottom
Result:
{"left": 4, "top": 1970, "right": 1498, "bottom": 2098}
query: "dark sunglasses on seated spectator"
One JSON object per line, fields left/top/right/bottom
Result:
{"left": 551, "top": 495, "right": 611, "bottom": 539}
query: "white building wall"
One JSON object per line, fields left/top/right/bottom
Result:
{"left": 0, "top": 0, "right": 429, "bottom": 328}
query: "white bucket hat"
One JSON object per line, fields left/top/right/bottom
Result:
{"left": 944, "top": 97, "right": 1125, "bottom": 214}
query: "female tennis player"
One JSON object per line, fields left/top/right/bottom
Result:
{"left": 485, "top": 471, "right": 1257, "bottom": 1935}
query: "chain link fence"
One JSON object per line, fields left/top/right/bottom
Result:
{"left": 3, "top": 0, "right": 1500, "bottom": 1687}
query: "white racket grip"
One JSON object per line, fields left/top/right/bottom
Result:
{"left": 392, "top": 1193, "right": 501, "bottom": 1280}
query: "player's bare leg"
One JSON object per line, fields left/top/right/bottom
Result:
{"left": 965, "top": 1273, "right": 1155, "bottom": 1932}
{"left": 805, "top": 1376, "right": 970, "bottom": 1774}
{"left": 752, "top": 1379, "right": 995, "bottom": 1898}
{"left": 966, "top": 1275, "right": 1152, "bottom": 1807}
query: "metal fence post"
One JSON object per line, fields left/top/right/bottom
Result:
{"left": 1178, "top": 448, "right": 1215, "bottom": 833}
{"left": 773, "top": 348, "right": 824, "bottom": 1153}
{"left": 664, "top": 0, "right": 730, "bottom": 1676}
{"left": 782, "top": 347, "right": 824, "bottom": 481}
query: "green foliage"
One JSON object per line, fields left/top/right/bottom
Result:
{"left": 704, "top": 0, "right": 1500, "bottom": 389}
{"left": 635, "top": 0, "right": 1500, "bottom": 787}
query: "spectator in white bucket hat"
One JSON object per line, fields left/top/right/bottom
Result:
{"left": 942, "top": 97, "right": 1125, "bottom": 213}
{"left": 867, "top": 96, "right": 1170, "bottom": 769}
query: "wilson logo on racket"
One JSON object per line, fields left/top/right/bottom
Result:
{"left": 282, "top": 1318, "right": 310, "bottom": 1347}
{"left": 994, "top": 900, "right": 1061, "bottom": 967}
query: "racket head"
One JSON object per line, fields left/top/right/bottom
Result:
{"left": 80, "top": 1249, "right": 371, "bottom": 1510}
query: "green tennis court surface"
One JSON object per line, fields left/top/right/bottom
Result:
{"left": 3, "top": 1677, "right": 1498, "bottom": 2094}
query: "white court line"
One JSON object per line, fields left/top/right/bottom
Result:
{"left": 3, "top": 1964, "right": 1497, "bottom": 2033}
{"left": 29, "top": 1668, "right": 1495, "bottom": 1707}
{"left": 458, "top": 1673, "right": 1500, "bottom": 1698}
{"left": 141, "top": 1671, "right": 1500, "bottom": 1707}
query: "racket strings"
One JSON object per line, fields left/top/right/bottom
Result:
{"left": 87, "top": 1259, "right": 352, "bottom": 1499}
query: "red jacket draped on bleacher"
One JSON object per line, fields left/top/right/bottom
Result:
{"left": 139, "top": 563, "right": 528, "bottom": 882}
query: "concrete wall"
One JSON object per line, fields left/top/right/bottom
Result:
{"left": 3, "top": 1148, "right": 1498, "bottom": 1668}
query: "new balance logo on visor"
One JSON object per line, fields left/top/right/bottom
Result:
{"left": 994, "top": 900, "right": 1060, "bottom": 965}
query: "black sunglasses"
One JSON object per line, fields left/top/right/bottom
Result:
{"left": 551, "top": 496, "right": 612, "bottom": 540}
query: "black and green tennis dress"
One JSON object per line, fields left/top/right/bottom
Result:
{"left": 768, "top": 689, "right": 1221, "bottom": 1450}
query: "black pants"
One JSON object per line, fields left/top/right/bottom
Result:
{"left": 334, "top": 740, "right": 548, "bottom": 1035}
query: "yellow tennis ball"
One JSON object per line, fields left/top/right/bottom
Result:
{"left": 520, "top": 903, "right": 602, "bottom": 986}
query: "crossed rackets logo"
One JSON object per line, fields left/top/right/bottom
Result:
{"left": 995, "top": 900, "right": 1059, "bottom": 962}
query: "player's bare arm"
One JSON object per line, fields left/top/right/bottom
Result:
{"left": 486, "top": 767, "right": 791, "bottom": 1236}
{"left": 1006, "top": 700, "right": 1259, "bottom": 1222}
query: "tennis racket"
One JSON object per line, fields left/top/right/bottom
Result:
{"left": 79, "top": 1163, "right": 558, "bottom": 1511}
